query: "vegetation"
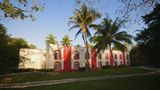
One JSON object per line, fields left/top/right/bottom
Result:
{"left": 0, "top": 0, "right": 44, "bottom": 20}
{"left": 0, "top": 24, "right": 37, "bottom": 74}
{"left": 45, "top": 34, "right": 58, "bottom": 46}
{"left": 2, "top": 73, "right": 160, "bottom": 90}
{"left": 92, "top": 18, "right": 132, "bottom": 65}
{"left": 68, "top": 4, "right": 101, "bottom": 71}
{"left": 0, "top": 67, "right": 151, "bottom": 83}
{"left": 61, "top": 35, "right": 72, "bottom": 46}
{"left": 130, "top": 3, "right": 160, "bottom": 67}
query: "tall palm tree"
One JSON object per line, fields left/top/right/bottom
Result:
{"left": 92, "top": 18, "right": 132, "bottom": 66}
{"left": 45, "top": 34, "right": 58, "bottom": 46}
{"left": 68, "top": 4, "right": 101, "bottom": 71}
{"left": 61, "top": 35, "right": 72, "bottom": 46}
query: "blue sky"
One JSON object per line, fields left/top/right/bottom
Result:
{"left": 1, "top": 0, "right": 144, "bottom": 49}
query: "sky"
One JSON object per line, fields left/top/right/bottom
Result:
{"left": 1, "top": 0, "right": 145, "bottom": 49}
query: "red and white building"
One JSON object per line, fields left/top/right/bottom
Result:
{"left": 19, "top": 44, "right": 130, "bottom": 71}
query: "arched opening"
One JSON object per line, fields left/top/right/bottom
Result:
{"left": 54, "top": 50, "right": 61, "bottom": 60}
{"left": 98, "top": 61, "right": 102, "bottom": 68}
{"left": 114, "top": 54, "right": 117, "bottom": 60}
{"left": 54, "top": 62, "right": 61, "bottom": 71}
{"left": 74, "top": 51, "right": 80, "bottom": 60}
{"left": 74, "top": 62, "right": 80, "bottom": 70}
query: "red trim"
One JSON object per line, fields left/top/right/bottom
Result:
{"left": 64, "top": 46, "right": 71, "bottom": 71}
{"left": 122, "top": 52, "right": 126, "bottom": 65}
{"left": 91, "top": 49, "right": 96, "bottom": 68}
{"left": 110, "top": 52, "right": 113, "bottom": 66}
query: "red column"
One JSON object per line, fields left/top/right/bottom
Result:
{"left": 110, "top": 52, "right": 113, "bottom": 66}
{"left": 64, "top": 46, "right": 71, "bottom": 71}
{"left": 91, "top": 49, "right": 96, "bottom": 68}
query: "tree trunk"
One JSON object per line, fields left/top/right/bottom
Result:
{"left": 83, "top": 33, "right": 90, "bottom": 71}
{"left": 109, "top": 45, "right": 114, "bottom": 67}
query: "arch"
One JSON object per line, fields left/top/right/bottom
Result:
{"left": 119, "top": 54, "right": 122, "bottom": 60}
{"left": 74, "top": 62, "right": 80, "bottom": 70}
{"left": 106, "top": 61, "right": 110, "bottom": 66}
{"left": 54, "top": 50, "right": 61, "bottom": 60}
{"left": 98, "top": 61, "right": 102, "bottom": 68}
{"left": 114, "top": 54, "right": 117, "bottom": 59}
{"left": 54, "top": 62, "right": 61, "bottom": 71}
{"left": 74, "top": 51, "right": 80, "bottom": 60}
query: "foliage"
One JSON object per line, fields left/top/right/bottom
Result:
{"left": 92, "top": 17, "right": 132, "bottom": 55}
{"left": 68, "top": 4, "right": 101, "bottom": 71}
{"left": 61, "top": 35, "right": 72, "bottom": 46}
{"left": 129, "top": 45, "right": 147, "bottom": 66}
{"left": 28, "top": 44, "right": 37, "bottom": 49}
{"left": 135, "top": 3, "right": 160, "bottom": 67}
{"left": 45, "top": 34, "right": 58, "bottom": 46}
{"left": 0, "top": 0, "right": 44, "bottom": 20}
{"left": 0, "top": 24, "right": 37, "bottom": 74}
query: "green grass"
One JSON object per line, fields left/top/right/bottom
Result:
{"left": 0, "top": 67, "right": 152, "bottom": 84}
{"left": 2, "top": 73, "right": 160, "bottom": 90}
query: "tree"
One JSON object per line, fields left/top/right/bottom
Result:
{"left": 28, "top": 44, "right": 37, "bottom": 49}
{"left": 135, "top": 3, "right": 160, "bottom": 67}
{"left": 0, "top": 0, "right": 44, "bottom": 20}
{"left": 45, "top": 34, "right": 58, "bottom": 46}
{"left": 68, "top": 4, "right": 101, "bottom": 71}
{"left": 61, "top": 35, "right": 72, "bottom": 46}
{"left": 92, "top": 18, "right": 132, "bottom": 66}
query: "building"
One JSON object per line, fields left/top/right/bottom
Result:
{"left": 19, "top": 44, "right": 130, "bottom": 71}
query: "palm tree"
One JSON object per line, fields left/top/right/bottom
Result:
{"left": 61, "top": 35, "right": 72, "bottom": 46}
{"left": 68, "top": 4, "right": 101, "bottom": 71}
{"left": 45, "top": 34, "right": 58, "bottom": 46}
{"left": 92, "top": 18, "right": 132, "bottom": 66}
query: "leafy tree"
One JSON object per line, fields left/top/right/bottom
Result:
{"left": 0, "top": 0, "right": 44, "bottom": 20}
{"left": 135, "top": 3, "right": 160, "bottom": 67}
{"left": 45, "top": 34, "right": 58, "bottom": 46}
{"left": 28, "top": 44, "right": 37, "bottom": 49}
{"left": 68, "top": 4, "right": 101, "bottom": 71}
{"left": 61, "top": 35, "right": 72, "bottom": 46}
{"left": 92, "top": 18, "right": 132, "bottom": 66}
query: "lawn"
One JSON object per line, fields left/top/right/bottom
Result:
{"left": 0, "top": 67, "right": 152, "bottom": 84}
{"left": 1, "top": 73, "right": 160, "bottom": 90}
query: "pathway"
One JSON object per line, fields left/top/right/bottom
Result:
{"left": 0, "top": 70, "right": 159, "bottom": 88}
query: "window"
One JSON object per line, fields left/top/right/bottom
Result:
{"left": 114, "top": 61, "right": 117, "bottom": 66}
{"left": 106, "top": 61, "right": 109, "bottom": 66}
{"left": 98, "top": 61, "right": 102, "bottom": 68}
{"left": 74, "top": 62, "right": 80, "bottom": 70}
{"left": 127, "top": 55, "right": 129, "bottom": 60}
{"left": 105, "top": 53, "right": 109, "bottom": 59}
{"left": 120, "top": 54, "right": 122, "bottom": 60}
{"left": 54, "top": 50, "right": 61, "bottom": 60}
{"left": 98, "top": 53, "right": 102, "bottom": 59}
{"left": 85, "top": 52, "right": 90, "bottom": 59}
{"left": 120, "top": 61, "right": 123, "bottom": 65}
{"left": 74, "top": 51, "right": 79, "bottom": 60}
{"left": 114, "top": 54, "right": 117, "bottom": 59}
{"left": 54, "top": 62, "right": 61, "bottom": 71}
